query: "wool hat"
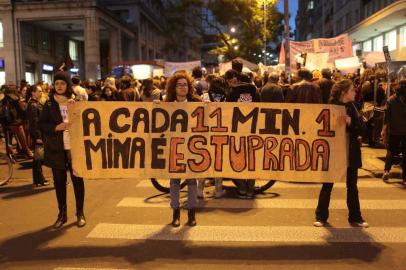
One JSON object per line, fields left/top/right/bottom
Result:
{"left": 53, "top": 71, "right": 72, "bottom": 86}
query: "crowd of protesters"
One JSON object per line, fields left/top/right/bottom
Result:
{"left": 1, "top": 58, "right": 405, "bottom": 229}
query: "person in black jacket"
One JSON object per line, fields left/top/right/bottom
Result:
{"left": 314, "top": 79, "right": 369, "bottom": 228}
{"left": 260, "top": 72, "right": 284, "bottom": 103}
{"left": 226, "top": 72, "right": 260, "bottom": 199}
{"left": 26, "top": 84, "right": 50, "bottom": 187}
{"left": 39, "top": 71, "right": 86, "bottom": 229}
{"left": 381, "top": 80, "right": 406, "bottom": 184}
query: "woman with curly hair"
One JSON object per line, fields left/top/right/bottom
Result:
{"left": 158, "top": 71, "right": 200, "bottom": 227}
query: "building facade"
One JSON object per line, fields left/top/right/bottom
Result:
{"left": 295, "top": 0, "right": 406, "bottom": 61}
{"left": 0, "top": 0, "right": 201, "bottom": 85}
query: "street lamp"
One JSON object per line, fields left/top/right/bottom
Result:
{"left": 230, "top": 27, "right": 236, "bottom": 33}
{"left": 234, "top": 45, "right": 239, "bottom": 50}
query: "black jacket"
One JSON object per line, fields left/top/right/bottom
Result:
{"left": 0, "top": 94, "right": 25, "bottom": 125}
{"left": 226, "top": 83, "right": 260, "bottom": 102}
{"left": 345, "top": 102, "right": 365, "bottom": 169}
{"left": 39, "top": 95, "right": 66, "bottom": 170}
{"left": 26, "top": 99, "right": 43, "bottom": 141}
{"left": 260, "top": 83, "right": 284, "bottom": 103}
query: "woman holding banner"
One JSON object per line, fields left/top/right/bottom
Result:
{"left": 314, "top": 79, "right": 368, "bottom": 228}
{"left": 39, "top": 71, "right": 86, "bottom": 229}
{"left": 158, "top": 71, "right": 201, "bottom": 227}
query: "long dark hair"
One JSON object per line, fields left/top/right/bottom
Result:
{"left": 164, "top": 72, "right": 201, "bottom": 102}
{"left": 141, "top": 78, "right": 154, "bottom": 97}
{"left": 26, "top": 83, "right": 41, "bottom": 101}
{"left": 329, "top": 79, "right": 353, "bottom": 105}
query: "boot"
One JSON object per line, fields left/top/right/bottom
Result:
{"left": 76, "top": 211, "right": 86, "bottom": 228}
{"left": 187, "top": 209, "right": 196, "bottom": 227}
{"left": 171, "top": 208, "right": 180, "bottom": 227}
{"left": 53, "top": 206, "right": 67, "bottom": 229}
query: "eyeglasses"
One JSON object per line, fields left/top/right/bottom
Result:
{"left": 176, "top": 83, "right": 188, "bottom": 88}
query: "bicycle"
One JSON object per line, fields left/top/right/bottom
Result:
{"left": 150, "top": 177, "right": 276, "bottom": 194}
{"left": 0, "top": 136, "right": 13, "bottom": 186}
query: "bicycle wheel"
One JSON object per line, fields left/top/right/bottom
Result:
{"left": 150, "top": 178, "right": 188, "bottom": 193}
{"left": 231, "top": 179, "right": 276, "bottom": 194}
{"left": 0, "top": 153, "right": 13, "bottom": 186}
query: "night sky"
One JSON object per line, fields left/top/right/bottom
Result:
{"left": 276, "top": 0, "right": 298, "bottom": 32}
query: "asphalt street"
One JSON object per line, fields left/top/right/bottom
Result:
{"left": 0, "top": 146, "right": 405, "bottom": 270}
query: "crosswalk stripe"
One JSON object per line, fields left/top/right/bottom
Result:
{"left": 136, "top": 180, "right": 398, "bottom": 189}
{"left": 87, "top": 223, "right": 406, "bottom": 243}
{"left": 55, "top": 268, "right": 132, "bottom": 270}
{"left": 117, "top": 197, "right": 406, "bottom": 210}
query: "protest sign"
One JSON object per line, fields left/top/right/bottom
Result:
{"left": 280, "top": 34, "right": 353, "bottom": 70}
{"left": 69, "top": 102, "right": 348, "bottom": 183}
{"left": 305, "top": 52, "right": 329, "bottom": 71}
{"left": 334, "top": 56, "right": 360, "bottom": 74}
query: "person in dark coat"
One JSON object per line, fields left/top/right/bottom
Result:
{"left": 226, "top": 72, "right": 260, "bottom": 199}
{"left": 26, "top": 84, "right": 49, "bottom": 187}
{"left": 260, "top": 72, "right": 284, "bottom": 103}
{"left": 39, "top": 71, "right": 86, "bottom": 229}
{"left": 285, "top": 68, "right": 322, "bottom": 104}
{"left": 1, "top": 85, "right": 33, "bottom": 158}
{"left": 381, "top": 79, "right": 406, "bottom": 184}
{"left": 314, "top": 79, "right": 368, "bottom": 228}
{"left": 317, "top": 68, "right": 335, "bottom": 104}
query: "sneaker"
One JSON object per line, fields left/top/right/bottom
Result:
{"left": 236, "top": 190, "right": 247, "bottom": 199}
{"left": 40, "top": 180, "right": 50, "bottom": 186}
{"left": 246, "top": 191, "right": 255, "bottom": 199}
{"left": 350, "top": 220, "right": 369, "bottom": 228}
{"left": 313, "top": 220, "right": 326, "bottom": 227}
{"left": 215, "top": 189, "right": 226, "bottom": 199}
{"left": 382, "top": 171, "right": 390, "bottom": 182}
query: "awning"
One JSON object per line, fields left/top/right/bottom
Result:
{"left": 348, "top": 1, "right": 406, "bottom": 43}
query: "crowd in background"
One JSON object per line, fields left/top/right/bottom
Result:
{"left": 0, "top": 58, "right": 405, "bottom": 229}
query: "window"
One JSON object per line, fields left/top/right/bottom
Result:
{"left": 363, "top": 40, "right": 372, "bottom": 52}
{"left": 0, "top": 22, "right": 3, "bottom": 47}
{"left": 352, "top": 43, "right": 361, "bottom": 56}
{"left": 307, "top": 0, "right": 314, "bottom": 10}
{"left": 23, "top": 24, "right": 36, "bottom": 48}
{"left": 345, "top": 13, "right": 351, "bottom": 29}
{"left": 69, "top": 40, "right": 78, "bottom": 61}
{"left": 401, "top": 26, "right": 406, "bottom": 47}
{"left": 373, "top": 35, "right": 383, "bottom": 52}
{"left": 55, "top": 36, "right": 65, "bottom": 57}
{"left": 385, "top": 30, "right": 397, "bottom": 51}
{"left": 40, "top": 31, "right": 50, "bottom": 52}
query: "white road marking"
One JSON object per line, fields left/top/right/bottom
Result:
{"left": 117, "top": 197, "right": 406, "bottom": 210}
{"left": 136, "top": 180, "right": 399, "bottom": 188}
{"left": 87, "top": 223, "right": 406, "bottom": 243}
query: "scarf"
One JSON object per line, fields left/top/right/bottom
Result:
{"left": 53, "top": 94, "right": 69, "bottom": 105}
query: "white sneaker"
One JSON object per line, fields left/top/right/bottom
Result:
{"left": 382, "top": 171, "right": 390, "bottom": 182}
{"left": 351, "top": 221, "right": 369, "bottom": 228}
{"left": 313, "top": 221, "right": 325, "bottom": 227}
{"left": 215, "top": 189, "right": 226, "bottom": 199}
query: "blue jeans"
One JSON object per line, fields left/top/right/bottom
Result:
{"left": 170, "top": 179, "right": 197, "bottom": 209}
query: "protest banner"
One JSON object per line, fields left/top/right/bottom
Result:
{"left": 164, "top": 61, "right": 201, "bottom": 76}
{"left": 280, "top": 34, "right": 353, "bottom": 70}
{"left": 68, "top": 102, "right": 348, "bottom": 183}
